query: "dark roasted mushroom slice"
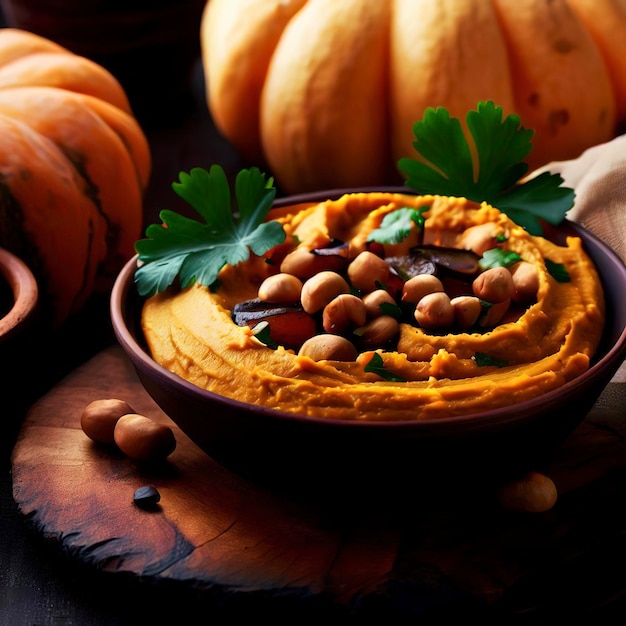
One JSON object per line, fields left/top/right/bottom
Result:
{"left": 385, "top": 255, "right": 437, "bottom": 280}
{"left": 412, "top": 245, "right": 481, "bottom": 275}
{"left": 312, "top": 239, "right": 349, "bottom": 257}
{"left": 387, "top": 245, "right": 481, "bottom": 280}
{"left": 232, "top": 297, "right": 303, "bottom": 325}
{"left": 232, "top": 298, "right": 316, "bottom": 349}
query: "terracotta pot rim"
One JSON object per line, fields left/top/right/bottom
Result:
{"left": 0, "top": 247, "right": 39, "bottom": 343}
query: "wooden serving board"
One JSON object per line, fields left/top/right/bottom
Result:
{"left": 11, "top": 345, "right": 626, "bottom": 618}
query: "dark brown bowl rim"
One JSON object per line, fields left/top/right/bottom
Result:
{"left": 111, "top": 190, "right": 626, "bottom": 433}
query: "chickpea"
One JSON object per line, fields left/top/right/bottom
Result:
{"left": 414, "top": 292, "right": 455, "bottom": 329}
{"left": 472, "top": 266, "right": 514, "bottom": 303}
{"left": 510, "top": 261, "right": 539, "bottom": 304}
{"left": 298, "top": 334, "right": 358, "bottom": 361}
{"left": 258, "top": 273, "right": 303, "bottom": 304}
{"left": 279, "top": 247, "right": 320, "bottom": 279}
{"left": 300, "top": 271, "right": 350, "bottom": 314}
{"left": 459, "top": 222, "right": 501, "bottom": 256}
{"left": 322, "top": 293, "right": 367, "bottom": 334}
{"left": 450, "top": 295, "right": 482, "bottom": 329}
{"left": 113, "top": 413, "right": 176, "bottom": 462}
{"left": 401, "top": 274, "right": 444, "bottom": 304}
{"left": 280, "top": 245, "right": 348, "bottom": 279}
{"left": 355, "top": 315, "right": 399, "bottom": 348}
{"left": 362, "top": 289, "right": 396, "bottom": 318}
{"left": 80, "top": 398, "right": 135, "bottom": 444}
{"left": 497, "top": 471, "right": 558, "bottom": 513}
{"left": 347, "top": 251, "right": 390, "bottom": 293}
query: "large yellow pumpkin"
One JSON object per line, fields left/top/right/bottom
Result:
{"left": 201, "top": 0, "right": 625, "bottom": 194}
{"left": 0, "top": 28, "right": 151, "bottom": 325}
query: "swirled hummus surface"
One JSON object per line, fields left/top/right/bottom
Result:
{"left": 141, "top": 193, "right": 605, "bottom": 421}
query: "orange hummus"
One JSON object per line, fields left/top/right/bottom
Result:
{"left": 141, "top": 192, "right": 605, "bottom": 421}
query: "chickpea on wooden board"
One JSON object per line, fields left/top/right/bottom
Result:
{"left": 80, "top": 398, "right": 176, "bottom": 462}
{"left": 80, "top": 398, "right": 135, "bottom": 444}
{"left": 114, "top": 414, "right": 177, "bottom": 462}
{"left": 497, "top": 472, "right": 558, "bottom": 513}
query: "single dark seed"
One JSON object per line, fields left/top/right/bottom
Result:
{"left": 133, "top": 485, "right": 161, "bottom": 509}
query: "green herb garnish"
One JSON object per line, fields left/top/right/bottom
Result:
{"left": 473, "top": 352, "right": 509, "bottom": 368}
{"left": 545, "top": 258, "right": 571, "bottom": 282}
{"left": 398, "top": 101, "right": 575, "bottom": 236}
{"left": 367, "top": 206, "right": 428, "bottom": 244}
{"left": 363, "top": 352, "right": 407, "bottom": 382}
{"left": 251, "top": 321, "right": 278, "bottom": 348}
{"left": 379, "top": 301, "right": 403, "bottom": 319}
{"left": 479, "top": 248, "right": 522, "bottom": 270}
{"left": 134, "top": 165, "right": 284, "bottom": 297}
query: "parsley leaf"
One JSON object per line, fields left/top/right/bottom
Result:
{"left": 397, "top": 101, "right": 575, "bottom": 236}
{"left": 379, "top": 301, "right": 403, "bottom": 319}
{"left": 473, "top": 352, "right": 509, "bottom": 367}
{"left": 545, "top": 258, "right": 571, "bottom": 282}
{"left": 367, "top": 206, "right": 428, "bottom": 244}
{"left": 251, "top": 321, "right": 279, "bottom": 348}
{"left": 479, "top": 248, "right": 522, "bottom": 270}
{"left": 363, "top": 352, "right": 407, "bottom": 382}
{"left": 134, "top": 165, "right": 284, "bottom": 297}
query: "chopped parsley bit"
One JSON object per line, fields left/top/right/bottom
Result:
{"left": 251, "top": 321, "right": 278, "bottom": 348}
{"left": 379, "top": 301, "right": 403, "bottom": 319}
{"left": 367, "top": 206, "right": 428, "bottom": 244}
{"left": 398, "top": 101, "right": 575, "bottom": 236}
{"left": 364, "top": 352, "right": 407, "bottom": 382}
{"left": 479, "top": 248, "right": 522, "bottom": 270}
{"left": 545, "top": 258, "right": 571, "bottom": 282}
{"left": 473, "top": 352, "right": 509, "bottom": 367}
{"left": 134, "top": 165, "right": 284, "bottom": 297}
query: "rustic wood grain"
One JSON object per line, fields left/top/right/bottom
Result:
{"left": 10, "top": 345, "right": 626, "bottom": 618}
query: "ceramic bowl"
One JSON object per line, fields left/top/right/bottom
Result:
{"left": 110, "top": 191, "right": 626, "bottom": 494}
{"left": 0, "top": 247, "right": 38, "bottom": 347}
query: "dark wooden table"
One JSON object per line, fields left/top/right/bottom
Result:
{"left": 2, "top": 27, "right": 626, "bottom": 624}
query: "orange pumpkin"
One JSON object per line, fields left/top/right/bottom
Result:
{"left": 200, "top": 0, "right": 625, "bottom": 194}
{"left": 0, "top": 28, "right": 151, "bottom": 325}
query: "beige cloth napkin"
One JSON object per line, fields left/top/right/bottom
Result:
{"left": 531, "top": 134, "right": 626, "bottom": 263}
{"left": 532, "top": 134, "right": 626, "bottom": 381}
